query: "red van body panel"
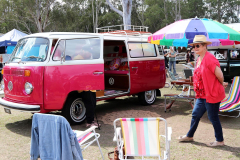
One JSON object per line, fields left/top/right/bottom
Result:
{"left": 129, "top": 59, "right": 166, "bottom": 94}
{"left": 43, "top": 64, "right": 104, "bottom": 110}
{"left": 3, "top": 66, "right": 44, "bottom": 105}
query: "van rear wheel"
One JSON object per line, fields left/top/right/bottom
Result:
{"left": 138, "top": 90, "right": 156, "bottom": 105}
{"left": 62, "top": 97, "right": 86, "bottom": 124}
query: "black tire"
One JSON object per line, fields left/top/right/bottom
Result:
{"left": 138, "top": 90, "right": 156, "bottom": 105}
{"left": 176, "top": 61, "right": 179, "bottom": 64}
{"left": 62, "top": 96, "right": 86, "bottom": 124}
{"left": 156, "top": 89, "right": 161, "bottom": 97}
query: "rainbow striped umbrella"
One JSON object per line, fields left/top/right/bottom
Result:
{"left": 148, "top": 18, "right": 240, "bottom": 47}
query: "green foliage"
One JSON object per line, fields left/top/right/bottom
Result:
{"left": 181, "top": 0, "right": 206, "bottom": 19}
{"left": 0, "top": 0, "right": 239, "bottom": 34}
{"left": 205, "top": 0, "right": 240, "bottom": 23}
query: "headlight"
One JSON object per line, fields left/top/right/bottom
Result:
{"left": 1, "top": 79, "right": 4, "bottom": 90}
{"left": 25, "top": 82, "right": 33, "bottom": 94}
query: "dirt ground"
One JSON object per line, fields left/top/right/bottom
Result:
{"left": 0, "top": 63, "right": 240, "bottom": 160}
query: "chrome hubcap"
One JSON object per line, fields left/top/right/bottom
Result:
{"left": 70, "top": 98, "right": 86, "bottom": 122}
{"left": 145, "top": 90, "right": 155, "bottom": 103}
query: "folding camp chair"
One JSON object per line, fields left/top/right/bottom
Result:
{"left": 113, "top": 117, "right": 172, "bottom": 160}
{"left": 30, "top": 113, "right": 104, "bottom": 160}
{"left": 219, "top": 76, "right": 240, "bottom": 118}
{"left": 167, "top": 69, "right": 183, "bottom": 90}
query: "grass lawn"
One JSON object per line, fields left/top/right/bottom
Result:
{"left": 0, "top": 63, "right": 239, "bottom": 160}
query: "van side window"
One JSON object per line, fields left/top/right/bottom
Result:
{"left": 128, "top": 43, "right": 143, "bottom": 58}
{"left": 128, "top": 43, "right": 157, "bottom": 58}
{"left": 53, "top": 40, "right": 65, "bottom": 61}
{"left": 65, "top": 38, "right": 100, "bottom": 60}
{"left": 142, "top": 43, "right": 157, "bottom": 57}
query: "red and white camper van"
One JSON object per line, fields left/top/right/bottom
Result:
{"left": 0, "top": 27, "right": 166, "bottom": 124}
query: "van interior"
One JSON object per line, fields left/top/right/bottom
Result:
{"left": 97, "top": 40, "right": 130, "bottom": 98}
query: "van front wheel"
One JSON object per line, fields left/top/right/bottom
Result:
{"left": 138, "top": 90, "right": 156, "bottom": 105}
{"left": 62, "top": 97, "right": 86, "bottom": 124}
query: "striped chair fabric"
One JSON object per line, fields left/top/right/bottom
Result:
{"left": 120, "top": 118, "right": 161, "bottom": 156}
{"left": 220, "top": 76, "right": 240, "bottom": 113}
{"left": 73, "top": 130, "right": 94, "bottom": 145}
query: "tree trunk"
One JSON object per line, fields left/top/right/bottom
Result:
{"left": 217, "top": 0, "right": 220, "bottom": 22}
{"left": 164, "top": 0, "right": 168, "bottom": 24}
{"left": 122, "top": 0, "right": 132, "bottom": 30}
{"left": 95, "top": 0, "right": 101, "bottom": 32}
{"left": 92, "top": 0, "right": 95, "bottom": 33}
{"left": 106, "top": 0, "right": 132, "bottom": 30}
{"left": 141, "top": 0, "right": 144, "bottom": 25}
{"left": 178, "top": 0, "right": 181, "bottom": 20}
{"left": 34, "top": 0, "right": 55, "bottom": 32}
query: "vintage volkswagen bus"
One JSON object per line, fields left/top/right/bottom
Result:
{"left": 0, "top": 30, "right": 166, "bottom": 124}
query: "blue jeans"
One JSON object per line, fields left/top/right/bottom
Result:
{"left": 187, "top": 98, "right": 224, "bottom": 142}
{"left": 169, "top": 61, "right": 176, "bottom": 75}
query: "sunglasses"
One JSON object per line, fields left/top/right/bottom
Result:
{"left": 192, "top": 44, "right": 201, "bottom": 48}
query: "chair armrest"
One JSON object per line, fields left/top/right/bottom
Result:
{"left": 113, "top": 127, "right": 121, "bottom": 142}
{"left": 75, "top": 126, "right": 97, "bottom": 138}
{"left": 168, "top": 127, "right": 172, "bottom": 141}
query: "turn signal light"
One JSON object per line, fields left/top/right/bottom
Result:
{"left": 24, "top": 70, "right": 31, "bottom": 77}
{"left": 1, "top": 69, "right": 3, "bottom": 75}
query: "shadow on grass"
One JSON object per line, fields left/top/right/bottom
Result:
{"left": 5, "top": 118, "right": 32, "bottom": 137}
{"left": 4, "top": 95, "right": 239, "bottom": 150}
{"left": 191, "top": 141, "right": 240, "bottom": 158}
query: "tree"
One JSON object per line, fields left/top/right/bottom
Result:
{"left": 106, "top": 0, "right": 133, "bottom": 29}
{"left": 183, "top": 0, "right": 206, "bottom": 19}
{"left": 35, "top": 0, "right": 56, "bottom": 32}
{"left": 205, "top": 0, "right": 240, "bottom": 23}
{"left": 0, "top": 0, "right": 56, "bottom": 33}
{"left": 144, "top": 0, "right": 176, "bottom": 32}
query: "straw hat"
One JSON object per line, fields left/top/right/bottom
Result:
{"left": 189, "top": 35, "right": 212, "bottom": 46}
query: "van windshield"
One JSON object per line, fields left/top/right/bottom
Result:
{"left": 9, "top": 38, "right": 49, "bottom": 62}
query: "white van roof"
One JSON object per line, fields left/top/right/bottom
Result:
{"left": 25, "top": 31, "right": 151, "bottom": 42}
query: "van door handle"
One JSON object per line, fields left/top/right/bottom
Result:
{"left": 93, "top": 72, "right": 103, "bottom": 75}
{"left": 132, "top": 67, "right": 138, "bottom": 69}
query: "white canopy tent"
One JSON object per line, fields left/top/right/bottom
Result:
{"left": 0, "top": 29, "right": 28, "bottom": 54}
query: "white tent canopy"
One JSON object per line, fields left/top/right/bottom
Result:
{"left": 0, "top": 29, "right": 28, "bottom": 47}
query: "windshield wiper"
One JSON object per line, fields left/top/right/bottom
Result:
{"left": 12, "top": 57, "right": 21, "bottom": 60}
{"left": 25, "top": 56, "right": 44, "bottom": 61}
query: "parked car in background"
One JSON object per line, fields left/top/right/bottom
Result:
{"left": 176, "top": 52, "right": 186, "bottom": 63}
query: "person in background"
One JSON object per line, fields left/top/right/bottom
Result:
{"left": 166, "top": 47, "right": 177, "bottom": 76}
{"left": 163, "top": 50, "right": 169, "bottom": 69}
{"left": 189, "top": 49, "right": 195, "bottom": 62}
{"left": 186, "top": 50, "right": 190, "bottom": 63}
{"left": 81, "top": 91, "right": 100, "bottom": 128}
{"left": 178, "top": 35, "right": 228, "bottom": 147}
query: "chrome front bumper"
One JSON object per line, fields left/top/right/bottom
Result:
{"left": 0, "top": 98, "right": 40, "bottom": 112}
